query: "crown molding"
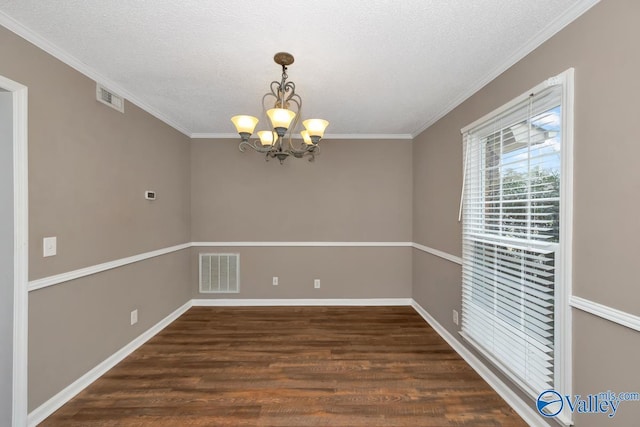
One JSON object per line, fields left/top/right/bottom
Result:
{"left": 411, "top": 0, "right": 600, "bottom": 138}
{"left": 190, "top": 133, "right": 238, "bottom": 139}
{"left": 1, "top": 1, "right": 600, "bottom": 143}
{"left": 0, "top": 12, "right": 192, "bottom": 137}
{"left": 323, "top": 134, "right": 413, "bottom": 140}
{"left": 190, "top": 133, "right": 413, "bottom": 140}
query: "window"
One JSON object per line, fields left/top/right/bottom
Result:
{"left": 460, "top": 69, "right": 573, "bottom": 421}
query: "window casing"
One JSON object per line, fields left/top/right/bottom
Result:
{"left": 460, "top": 69, "right": 573, "bottom": 424}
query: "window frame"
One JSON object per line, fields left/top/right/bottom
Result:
{"left": 459, "top": 69, "right": 574, "bottom": 425}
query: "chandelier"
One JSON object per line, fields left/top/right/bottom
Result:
{"left": 231, "top": 52, "right": 329, "bottom": 164}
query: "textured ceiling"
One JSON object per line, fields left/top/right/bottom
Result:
{"left": 0, "top": 1, "right": 597, "bottom": 138}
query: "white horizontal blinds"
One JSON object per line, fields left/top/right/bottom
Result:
{"left": 461, "top": 83, "right": 562, "bottom": 397}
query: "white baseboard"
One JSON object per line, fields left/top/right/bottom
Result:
{"left": 29, "top": 297, "right": 549, "bottom": 427}
{"left": 410, "top": 300, "right": 548, "bottom": 427}
{"left": 27, "top": 300, "right": 193, "bottom": 427}
{"left": 192, "top": 241, "right": 412, "bottom": 247}
{"left": 192, "top": 298, "right": 413, "bottom": 307}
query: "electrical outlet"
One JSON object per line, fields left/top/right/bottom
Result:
{"left": 314, "top": 279, "right": 321, "bottom": 289}
{"left": 452, "top": 309, "right": 459, "bottom": 326}
{"left": 272, "top": 276, "right": 279, "bottom": 286}
{"left": 130, "top": 309, "right": 138, "bottom": 325}
{"left": 43, "top": 236, "right": 57, "bottom": 257}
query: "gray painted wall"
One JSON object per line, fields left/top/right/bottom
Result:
{"left": 190, "top": 137, "right": 413, "bottom": 300}
{"left": 0, "top": 89, "right": 14, "bottom": 427}
{"left": 191, "top": 138, "right": 413, "bottom": 243}
{"left": 1, "top": 1, "right": 638, "bottom": 424}
{"left": 412, "top": 1, "right": 640, "bottom": 425}
{"left": 0, "top": 26, "right": 193, "bottom": 411}
{"left": 191, "top": 246, "right": 412, "bottom": 300}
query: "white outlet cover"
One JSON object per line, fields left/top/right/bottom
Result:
{"left": 272, "top": 276, "right": 278, "bottom": 286}
{"left": 314, "top": 279, "right": 321, "bottom": 289}
{"left": 130, "top": 309, "right": 138, "bottom": 325}
{"left": 43, "top": 236, "right": 57, "bottom": 257}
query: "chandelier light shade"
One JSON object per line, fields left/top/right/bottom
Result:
{"left": 303, "top": 119, "right": 329, "bottom": 143}
{"left": 230, "top": 115, "right": 259, "bottom": 139}
{"left": 266, "top": 108, "right": 296, "bottom": 136}
{"left": 300, "top": 130, "right": 312, "bottom": 145}
{"left": 230, "top": 52, "right": 329, "bottom": 163}
{"left": 257, "top": 131, "right": 277, "bottom": 146}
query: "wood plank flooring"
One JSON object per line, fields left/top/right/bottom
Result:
{"left": 41, "top": 306, "right": 527, "bottom": 426}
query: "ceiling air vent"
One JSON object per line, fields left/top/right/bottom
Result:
{"left": 96, "top": 83, "right": 124, "bottom": 113}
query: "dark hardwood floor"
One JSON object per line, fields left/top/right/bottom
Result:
{"left": 41, "top": 306, "right": 527, "bottom": 426}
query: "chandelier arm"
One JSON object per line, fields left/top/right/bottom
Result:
{"left": 238, "top": 140, "right": 252, "bottom": 152}
{"left": 287, "top": 142, "right": 312, "bottom": 155}
{"left": 304, "top": 146, "right": 318, "bottom": 162}
{"left": 289, "top": 94, "right": 301, "bottom": 116}
{"left": 269, "top": 81, "right": 282, "bottom": 102}
{"left": 284, "top": 94, "right": 302, "bottom": 150}
{"left": 283, "top": 81, "right": 297, "bottom": 105}
{"left": 239, "top": 139, "right": 274, "bottom": 154}
{"left": 233, "top": 52, "right": 327, "bottom": 164}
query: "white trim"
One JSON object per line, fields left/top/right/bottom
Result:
{"left": 28, "top": 243, "right": 191, "bottom": 291}
{"left": 456, "top": 68, "right": 575, "bottom": 425}
{"left": 410, "top": 300, "right": 548, "bottom": 427}
{"left": 555, "top": 68, "right": 575, "bottom": 425}
{"left": 322, "top": 134, "right": 413, "bottom": 140}
{"left": 461, "top": 71, "right": 566, "bottom": 134}
{"left": 29, "top": 295, "right": 635, "bottom": 427}
{"left": 192, "top": 241, "right": 412, "bottom": 248}
{"left": 0, "top": 1, "right": 599, "bottom": 142}
{"left": 192, "top": 298, "right": 412, "bottom": 307}
{"left": 0, "top": 12, "right": 191, "bottom": 137}
{"left": 0, "top": 73, "right": 29, "bottom": 427}
{"left": 189, "top": 133, "right": 414, "bottom": 140}
{"left": 412, "top": 242, "right": 462, "bottom": 265}
{"left": 190, "top": 133, "right": 237, "bottom": 139}
{"left": 27, "top": 300, "right": 193, "bottom": 427}
{"left": 571, "top": 296, "right": 640, "bottom": 333}
{"left": 412, "top": 0, "right": 599, "bottom": 137}
{"left": 27, "top": 242, "right": 413, "bottom": 292}
{"left": 27, "top": 297, "right": 408, "bottom": 424}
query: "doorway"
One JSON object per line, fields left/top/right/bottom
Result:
{"left": 0, "top": 75, "right": 28, "bottom": 427}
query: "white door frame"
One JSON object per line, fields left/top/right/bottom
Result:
{"left": 1, "top": 74, "right": 29, "bottom": 427}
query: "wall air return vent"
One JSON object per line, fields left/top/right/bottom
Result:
{"left": 96, "top": 83, "right": 124, "bottom": 113}
{"left": 199, "top": 253, "right": 240, "bottom": 293}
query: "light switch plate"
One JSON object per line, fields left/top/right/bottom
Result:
{"left": 43, "top": 237, "right": 57, "bottom": 257}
